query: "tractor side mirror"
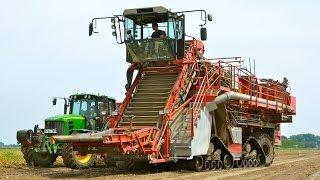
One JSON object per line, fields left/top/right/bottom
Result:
{"left": 52, "top": 98, "right": 57, "bottom": 106}
{"left": 89, "top": 22, "right": 94, "bottom": 36}
{"left": 207, "top": 14, "right": 213, "bottom": 21}
{"left": 200, "top": 27, "right": 207, "bottom": 41}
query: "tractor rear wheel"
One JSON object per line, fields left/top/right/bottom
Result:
{"left": 255, "top": 132, "right": 274, "bottom": 166}
{"left": 21, "top": 146, "right": 57, "bottom": 167}
{"left": 61, "top": 144, "right": 96, "bottom": 169}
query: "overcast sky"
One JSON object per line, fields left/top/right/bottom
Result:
{"left": 1, "top": 0, "right": 319, "bottom": 144}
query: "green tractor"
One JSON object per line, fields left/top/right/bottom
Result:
{"left": 16, "top": 93, "right": 116, "bottom": 168}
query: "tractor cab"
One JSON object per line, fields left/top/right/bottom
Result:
{"left": 68, "top": 94, "right": 116, "bottom": 130}
{"left": 123, "top": 6, "right": 185, "bottom": 62}
{"left": 50, "top": 94, "right": 116, "bottom": 133}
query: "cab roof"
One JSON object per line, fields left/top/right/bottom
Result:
{"left": 70, "top": 93, "right": 116, "bottom": 101}
{"left": 123, "top": 6, "right": 168, "bottom": 16}
{"left": 123, "top": 6, "right": 169, "bottom": 24}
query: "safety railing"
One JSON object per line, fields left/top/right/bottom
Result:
{"left": 107, "top": 70, "right": 143, "bottom": 128}
{"left": 190, "top": 63, "right": 221, "bottom": 137}
{"left": 212, "top": 58, "right": 291, "bottom": 110}
{"left": 187, "top": 57, "right": 291, "bottom": 139}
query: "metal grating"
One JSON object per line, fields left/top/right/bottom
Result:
{"left": 45, "top": 121, "right": 64, "bottom": 135}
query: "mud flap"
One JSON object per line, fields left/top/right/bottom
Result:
{"left": 17, "top": 130, "right": 33, "bottom": 146}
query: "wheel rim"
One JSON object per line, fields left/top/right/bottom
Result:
{"left": 218, "top": 160, "right": 223, "bottom": 169}
{"left": 253, "top": 159, "right": 259, "bottom": 167}
{"left": 248, "top": 159, "right": 253, "bottom": 167}
{"left": 74, "top": 153, "right": 92, "bottom": 164}
{"left": 223, "top": 154, "right": 233, "bottom": 169}
{"left": 194, "top": 156, "right": 203, "bottom": 171}
{"left": 211, "top": 161, "right": 216, "bottom": 170}
{"left": 236, "top": 160, "right": 243, "bottom": 168}
{"left": 205, "top": 161, "right": 210, "bottom": 170}
{"left": 243, "top": 160, "right": 248, "bottom": 167}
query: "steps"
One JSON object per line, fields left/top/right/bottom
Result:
{"left": 170, "top": 111, "right": 193, "bottom": 157}
{"left": 119, "top": 68, "right": 178, "bottom": 127}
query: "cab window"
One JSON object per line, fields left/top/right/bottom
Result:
{"left": 98, "top": 101, "right": 109, "bottom": 115}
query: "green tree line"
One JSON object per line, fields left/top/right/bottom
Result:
{"left": 0, "top": 142, "right": 19, "bottom": 148}
{"left": 281, "top": 133, "right": 320, "bottom": 148}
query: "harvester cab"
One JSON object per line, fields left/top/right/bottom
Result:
{"left": 89, "top": 6, "right": 212, "bottom": 63}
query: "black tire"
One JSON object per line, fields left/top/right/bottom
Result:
{"left": 255, "top": 133, "right": 274, "bottom": 166}
{"left": 204, "top": 160, "right": 210, "bottom": 171}
{"left": 21, "top": 146, "right": 35, "bottom": 166}
{"left": 217, "top": 160, "right": 223, "bottom": 169}
{"left": 188, "top": 156, "right": 203, "bottom": 172}
{"left": 21, "top": 146, "right": 57, "bottom": 167}
{"left": 33, "top": 152, "right": 57, "bottom": 167}
{"left": 210, "top": 160, "right": 216, "bottom": 170}
{"left": 223, "top": 154, "right": 233, "bottom": 169}
{"left": 61, "top": 144, "right": 96, "bottom": 169}
{"left": 243, "top": 159, "right": 248, "bottom": 167}
{"left": 235, "top": 160, "right": 243, "bottom": 168}
{"left": 248, "top": 159, "right": 253, "bottom": 167}
{"left": 253, "top": 159, "right": 259, "bottom": 167}
{"left": 176, "top": 159, "right": 187, "bottom": 170}
{"left": 257, "top": 154, "right": 263, "bottom": 166}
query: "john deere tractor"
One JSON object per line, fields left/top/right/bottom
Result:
{"left": 16, "top": 93, "right": 116, "bottom": 168}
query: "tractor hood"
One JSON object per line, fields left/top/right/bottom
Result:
{"left": 45, "top": 114, "right": 85, "bottom": 123}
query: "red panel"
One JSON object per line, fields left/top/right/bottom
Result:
{"left": 228, "top": 143, "right": 242, "bottom": 154}
{"left": 274, "top": 130, "right": 281, "bottom": 146}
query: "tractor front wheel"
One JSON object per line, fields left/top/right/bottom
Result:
{"left": 61, "top": 144, "right": 96, "bottom": 169}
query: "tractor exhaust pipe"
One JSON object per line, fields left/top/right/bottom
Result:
{"left": 207, "top": 91, "right": 294, "bottom": 112}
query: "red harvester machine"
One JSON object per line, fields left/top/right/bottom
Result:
{"left": 51, "top": 6, "right": 296, "bottom": 171}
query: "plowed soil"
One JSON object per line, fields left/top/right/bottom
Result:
{"left": 1, "top": 149, "right": 320, "bottom": 180}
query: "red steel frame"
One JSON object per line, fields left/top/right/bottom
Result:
{"left": 71, "top": 38, "right": 296, "bottom": 163}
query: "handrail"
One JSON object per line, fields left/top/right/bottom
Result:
{"left": 107, "top": 70, "right": 142, "bottom": 128}
{"left": 189, "top": 58, "right": 291, "bottom": 139}
{"left": 192, "top": 74, "right": 220, "bottom": 117}
{"left": 215, "top": 61, "right": 288, "bottom": 94}
{"left": 216, "top": 60, "right": 288, "bottom": 93}
{"left": 219, "top": 68, "right": 288, "bottom": 104}
{"left": 212, "top": 59, "right": 291, "bottom": 110}
{"left": 156, "top": 39, "right": 199, "bottom": 158}
{"left": 190, "top": 63, "right": 220, "bottom": 138}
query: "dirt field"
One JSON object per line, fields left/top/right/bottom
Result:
{"left": 1, "top": 149, "right": 320, "bottom": 180}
